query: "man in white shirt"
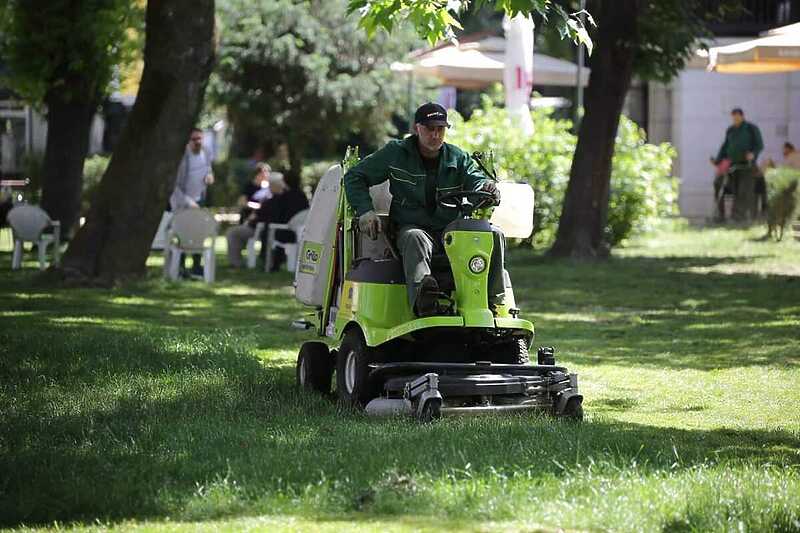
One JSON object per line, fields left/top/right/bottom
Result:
{"left": 170, "top": 128, "right": 215, "bottom": 276}
{"left": 170, "top": 128, "right": 214, "bottom": 209}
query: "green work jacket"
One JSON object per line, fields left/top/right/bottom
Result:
{"left": 343, "top": 136, "right": 489, "bottom": 231}
{"left": 715, "top": 121, "right": 764, "bottom": 164}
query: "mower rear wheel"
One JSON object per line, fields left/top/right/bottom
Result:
{"left": 337, "top": 329, "right": 375, "bottom": 408}
{"left": 296, "top": 341, "right": 333, "bottom": 394}
{"left": 493, "top": 338, "right": 530, "bottom": 365}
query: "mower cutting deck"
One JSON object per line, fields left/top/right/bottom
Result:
{"left": 364, "top": 361, "right": 583, "bottom": 421}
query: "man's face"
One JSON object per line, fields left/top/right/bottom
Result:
{"left": 731, "top": 113, "right": 744, "bottom": 127}
{"left": 415, "top": 123, "right": 446, "bottom": 154}
{"left": 784, "top": 146, "right": 793, "bottom": 158}
{"left": 189, "top": 132, "right": 203, "bottom": 153}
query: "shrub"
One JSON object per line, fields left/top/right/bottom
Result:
{"left": 607, "top": 116, "right": 679, "bottom": 245}
{"left": 448, "top": 98, "right": 678, "bottom": 246}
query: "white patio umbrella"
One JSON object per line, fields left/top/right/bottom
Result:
{"left": 391, "top": 34, "right": 589, "bottom": 89}
{"left": 504, "top": 14, "right": 535, "bottom": 136}
{"left": 707, "top": 22, "right": 800, "bottom": 73}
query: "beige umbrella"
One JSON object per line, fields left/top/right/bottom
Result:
{"left": 707, "top": 22, "right": 800, "bottom": 73}
{"left": 392, "top": 35, "right": 589, "bottom": 89}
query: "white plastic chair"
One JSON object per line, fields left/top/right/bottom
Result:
{"left": 6, "top": 204, "right": 60, "bottom": 270}
{"left": 265, "top": 209, "right": 309, "bottom": 273}
{"left": 151, "top": 211, "right": 173, "bottom": 250}
{"left": 163, "top": 208, "right": 218, "bottom": 283}
{"left": 246, "top": 222, "right": 266, "bottom": 269}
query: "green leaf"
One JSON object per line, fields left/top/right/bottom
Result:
{"left": 351, "top": 0, "right": 592, "bottom": 51}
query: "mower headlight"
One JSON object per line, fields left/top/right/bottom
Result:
{"left": 468, "top": 256, "right": 487, "bottom": 274}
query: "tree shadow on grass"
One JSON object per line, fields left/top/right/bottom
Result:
{"left": 2, "top": 353, "right": 799, "bottom": 526}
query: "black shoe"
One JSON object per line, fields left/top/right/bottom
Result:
{"left": 414, "top": 276, "right": 440, "bottom": 317}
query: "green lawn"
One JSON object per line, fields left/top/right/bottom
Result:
{"left": 1, "top": 225, "right": 799, "bottom": 532}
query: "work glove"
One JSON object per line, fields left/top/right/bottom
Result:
{"left": 358, "top": 210, "right": 382, "bottom": 240}
{"left": 481, "top": 181, "right": 501, "bottom": 205}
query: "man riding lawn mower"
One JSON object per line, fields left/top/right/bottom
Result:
{"left": 292, "top": 103, "right": 583, "bottom": 421}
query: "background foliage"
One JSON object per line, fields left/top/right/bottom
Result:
{"left": 0, "top": 0, "right": 142, "bottom": 105}
{"left": 211, "top": 0, "right": 422, "bottom": 174}
{"left": 348, "top": 0, "right": 594, "bottom": 51}
{"left": 448, "top": 95, "right": 678, "bottom": 245}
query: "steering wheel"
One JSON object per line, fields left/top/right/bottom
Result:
{"left": 437, "top": 189, "right": 497, "bottom": 214}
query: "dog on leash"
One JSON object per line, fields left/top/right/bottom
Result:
{"left": 767, "top": 179, "right": 799, "bottom": 241}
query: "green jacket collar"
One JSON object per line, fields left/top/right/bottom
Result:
{"left": 401, "top": 135, "right": 459, "bottom": 169}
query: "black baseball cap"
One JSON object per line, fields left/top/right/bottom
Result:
{"left": 414, "top": 102, "right": 450, "bottom": 127}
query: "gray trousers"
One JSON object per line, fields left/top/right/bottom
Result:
{"left": 396, "top": 225, "right": 506, "bottom": 309}
{"left": 226, "top": 223, "right": 256, "bottom": 267}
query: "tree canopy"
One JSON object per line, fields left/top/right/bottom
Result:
{"left": 0, "top": 0, "right": 142, "bottom": 106}
{"left": 348, "top": 0, "right": 594, "bottom": 51}
{"left": 212, "top": 0, "right": 423, "bottom": 176}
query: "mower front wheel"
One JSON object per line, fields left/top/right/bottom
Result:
{"left": 337, "top": 329, "right": 376, "bottom": 408}
{"left": 296, "top": 341, "right": 333, "bottom": 394}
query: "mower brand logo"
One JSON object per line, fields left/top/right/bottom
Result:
{"left": 305, "top": 249, "right": 319, "bottom": 262}
{"left": 298, "top": 242, "right": 322, "bottom": 275}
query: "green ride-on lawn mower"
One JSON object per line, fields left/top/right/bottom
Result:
{"left": 292, "top": 150, "right": 583, "bottom": 422}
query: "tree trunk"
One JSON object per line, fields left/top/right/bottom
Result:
{"left": 549, "top": 0, "right": 641, "bottom": 259}
{"left": 39, "top": 96, "right": 98, "bottom": 238}
{"left": 61, "top": 0, "right": 215, "bottom": 283}
{"left": 286, "top": 138, "right": 305, "bottom": 190}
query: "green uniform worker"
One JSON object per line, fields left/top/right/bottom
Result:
{"left": 343, "top": 102, "right": 503, "bottom": 317}
{"left": 711, "top": 107, "right": 764, "bottom": 221}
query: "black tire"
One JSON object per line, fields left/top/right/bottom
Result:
{"left": 417, "top": 398, "right": 442, "bottom": 423}
{"left": 296, "top": 341, "right": 333, "bottom": 394}
{"left": 561, "top": 397, "right": 584, "bottom": 422}
{"left": 336, "top": 329, "right": 376, "bottom": 407}
{"left": 493, "top": 337, "right": 530, "bottom": 365}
